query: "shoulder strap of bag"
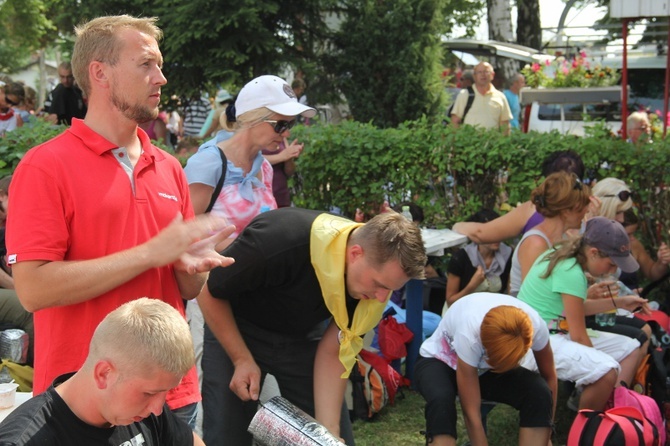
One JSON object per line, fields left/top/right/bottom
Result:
{"left": 604, "top": 410, "right": 651, "bottom": 445}
{"left": 205, "top": 148, "right": 227, "bottom": 213}
{"left": 567, "top": 409, "right": 593, "bottom": 445}
{"left": 461, "top": 86, "right": 476, "bottom": 121}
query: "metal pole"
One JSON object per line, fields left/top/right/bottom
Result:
{"left": 622, "top": 19, "right": 629, "bottom": 141}
{"left": 664, "top": 16, "right": 670, "bottom": 138}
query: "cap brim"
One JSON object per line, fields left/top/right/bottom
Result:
{"left": 612, "top": 253, "right": 639, "bottom": 273}
{"left": 267, "top": 102, "right": 317, "bottom": 118}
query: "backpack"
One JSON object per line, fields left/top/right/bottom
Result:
{"left": 632, "top": 349, "right": 668, "bottom": 415}
{"left": 607, "top": 383, "right": 665, "bottom": 445}
{"left": 568, "top": 406, "right": 660, "bottom": 445}
{"left": 446, "top": 86, "right": 475, "bottom": 122}
{"left": 204, "top": 148, "right": 227, "bottom": 213}
{"left": 348, "top": 349, "right": 407, "bottom": 421}
{"left": 377, "top": 314, "right": 413, "bottom": 362}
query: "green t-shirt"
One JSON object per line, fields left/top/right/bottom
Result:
{"left": 517, "top": 251, "right": 587, "bottom": 323}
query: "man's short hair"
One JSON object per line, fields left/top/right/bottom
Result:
{"left": 291, "top": 79, "right": 306, "bottom": 90}
{"left": 350, "top": 212, "right": 426, "bottom": 279}
{"left": 627, "top": 111, "right": 649, "bottom": 129}
{"left": 461, "top": 69, "right": 474, "bottom": 83}
{"left": 72, "top": 15, "right": 163, "bottom": 97}
{"left": 58, "top": 61, "right": 72, "bottom": 72}
{"left": 87, "top": 298, "right": 194, "bottom": 377}
{"left": 506, "top": 73, "right": 524, "bottom": 89}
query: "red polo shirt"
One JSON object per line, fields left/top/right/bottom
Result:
{"left": 7, "top": 119, "right": 199, "bottom": 409}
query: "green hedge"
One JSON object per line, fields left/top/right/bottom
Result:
{"left": 4, "top": 117, "right": 670, "bottom": 251}
{"left": 291, "top": 119, "right": 670, "bottom": 249}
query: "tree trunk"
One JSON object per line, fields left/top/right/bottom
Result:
{"left": 517, "top": 0, "right": 542, "bottom": 50}
{"left": 487, "top": 0, "right": 518, "bottom": 86}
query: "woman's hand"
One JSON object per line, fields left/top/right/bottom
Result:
{"left": 586, "top": 280, "right": 617, "bottom": 300}
{"left": 467, "top": 266, "right": 486, "bottom": 290}
{"left": 617, "top": 295, "right": 650, "bottom": 315}
{"left": 282, "top": 137, "right": 304, "bottom": 160}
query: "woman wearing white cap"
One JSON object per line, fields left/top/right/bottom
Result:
{"left": 185, "top": 75, "right": 316, "bottom": 242}
{"left": 183, "top": 75, "right": 316, "bottom": 437}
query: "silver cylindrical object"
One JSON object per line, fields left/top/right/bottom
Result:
{"left": 248, "top": 396, "right": 346, "bottom": 446}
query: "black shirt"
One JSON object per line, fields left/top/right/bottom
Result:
{"left": 0, "top": 373, "right": 193, "bottom": 445}
{"left": 207, "top": 208, "right": 358, "bottom": 334}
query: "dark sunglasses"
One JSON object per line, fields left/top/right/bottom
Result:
{"left": 603, "top": 190, "right": 632, "bottom": 201}
{"left": 264, "top": 119, "right": 296, "bottom": 134}
{"left": 3, "top": 93, "right": 18, "bottom": 107}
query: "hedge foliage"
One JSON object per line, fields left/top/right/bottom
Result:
{"left": 3, "top": 117, "right": 670, "bottom": 251}
{"left": 290, "top": 119, "right": 670, "bottom": 248}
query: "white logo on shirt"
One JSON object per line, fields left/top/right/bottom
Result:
{"left": 158, "top": 192, "right": 178, "bottom": 202}
{"left": 118, "top": 433, "right": 145, "bottom": 446}
{"left": 7, "top": 254, "right": 16, "bottom": 265}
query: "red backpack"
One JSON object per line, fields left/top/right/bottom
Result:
{"left": 568, "top": 406, "right": 660, "bottom": 445}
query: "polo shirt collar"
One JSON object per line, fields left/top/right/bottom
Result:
{"left": 67, "top": 118, "right": 163, "bottom": 161}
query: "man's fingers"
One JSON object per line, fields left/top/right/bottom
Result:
{"left": 231, "top": 380, "right": 252, "bottom": 401}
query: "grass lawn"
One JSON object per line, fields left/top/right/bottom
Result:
{"left": 352, "top": 383, "right": 576, "bottom": 445}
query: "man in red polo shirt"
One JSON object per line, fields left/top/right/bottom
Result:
{"left": 5, "top": 15, "right": 234, "bottom": 427}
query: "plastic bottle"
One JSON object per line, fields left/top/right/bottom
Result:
{"left": 401, "top": 205, "right": 413, "bottom": 222}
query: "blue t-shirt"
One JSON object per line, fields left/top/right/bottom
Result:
{"left": 503, "top": 89, "right": 521, "bottom": 129}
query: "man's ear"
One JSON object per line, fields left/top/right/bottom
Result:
{"left": 347, "top": 244, "right": 364, "bottom": 264}
{"left": 89, "top": 61, "right": 109, "bottom": 89}
{"left": 93, "top": 359, "right": 114, "bottom": 390}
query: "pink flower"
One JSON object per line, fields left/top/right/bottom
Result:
{"left": 562, "top": 67, "right": 570, "bottom": 75}
{"left": 531, "top": 63, "right": 541, "bottom": 73}
{"left": 580, "top": 50, "right": 587, "bottom": 58}
{"left": 572, "top": 59, "right": 579, "bottom": 68}
{"left": 545, "top": 59, "right": 551, "bottom": 66}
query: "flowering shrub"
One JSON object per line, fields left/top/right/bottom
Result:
{"left": 522, "top": 52, "right": 620, "bottom": 89}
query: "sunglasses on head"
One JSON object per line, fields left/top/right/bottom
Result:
{"left": 264, "top": 119, "right": 296, "bottom": 134}
{"left": 603, "top": 190, "right": 632, "bottom": 201}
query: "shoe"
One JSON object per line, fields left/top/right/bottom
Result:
{"left": 567, "top": 388, "right": 582, "bottom": 411}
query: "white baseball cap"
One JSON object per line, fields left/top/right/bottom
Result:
{"left": 235, "top": 75, "right": 316, "bottom": 119}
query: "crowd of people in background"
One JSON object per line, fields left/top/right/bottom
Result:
{"left": 0, "top": 12, "right": 668, "bottom": 446}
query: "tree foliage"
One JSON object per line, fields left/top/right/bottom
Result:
{"left": 324, "top": 0, "right": 449, "bottom": 128}
{"left": 3, "top": 0, "right": 488, "bottom": 122}
{"left": 0, "top": 0, "right": 54, "bottom": 72}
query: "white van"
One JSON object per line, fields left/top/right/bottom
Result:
{"left": 521, "top": 86, "right": 624, "bottom": 136}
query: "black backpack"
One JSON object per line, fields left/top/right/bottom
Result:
{"left": 447, "top": 86, "right": 475, "bottom": 122}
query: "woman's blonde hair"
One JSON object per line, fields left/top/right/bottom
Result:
{"left": 480, "top": 306, "right": 533, "bottom": 373}
{"left": 72, "top": 15, "right": 162, "bottom": 97}
{"left": 592, "top": 178, "right": 632, "bottom": 219}
{"left": 220, "top": 107, "right": 273, "bottom": 132}
{"left": 530, "top": 171, "right": 591, "bottom": 218}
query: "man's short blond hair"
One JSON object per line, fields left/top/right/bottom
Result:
{"left": 72, "top": 15, "right": 162, "bottom": 96}
{"left": 627, "top": 111, "right": 649, "bottom": 129}
{"left": 87, "top": 298, "right": 194, "bottom": 377}
{"left": 350, "top": 212, "right": 426, "bottom": 279}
